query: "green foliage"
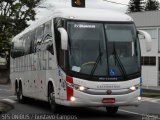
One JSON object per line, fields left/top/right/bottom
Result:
{"left": 128, "top": 0, "right": 145, "bottom": 12}
{"left": 128, "top": 0, "right": 160, "bottom": 12}
{"left": 145, "top": 0, "right": 160, "bottom": 11}
{"left": 0, "top": 0, "right": 41, "bottom": 51}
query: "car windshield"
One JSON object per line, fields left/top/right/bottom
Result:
{"left": 67, "top": 21, "right": 141, "bottom": 78}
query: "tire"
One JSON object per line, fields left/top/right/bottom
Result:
{"left": 15, "top": 82, "right": 18, "bottom": 95}
{"left": 17, "top": 82, "right": 26, "bottom": 103}
{"left": 106, "top": 107, "right": 119, "bottom": 114}
{"left": 48, "top": 84, "right": 59, "bottom": 113}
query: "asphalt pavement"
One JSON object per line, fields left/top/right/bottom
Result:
{"left": 0, "top": 84, "right": 160, "bottom": 120}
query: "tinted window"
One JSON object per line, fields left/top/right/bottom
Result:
{"left": 43, "top": 21, "right": 53, "bottom": 54}
{"left": 24, "top": 33, "right": 31, "bottom": 54}
{"left": 30, "top": 30, "right": 36, "bottom": 53}
{"left": 141, "top": 56, "right": 156, "bottom": 66}
{"left": 11, "top": 37, "right": 25, "bottom": 58}
{"left": 36, "top": 25, "right": 44, "bottom": 52}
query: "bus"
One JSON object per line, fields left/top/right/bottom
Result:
{"left": 10, "top": 1, "right": 152, "bottom": 114}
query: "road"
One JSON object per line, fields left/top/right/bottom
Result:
{"left": 0, "top": 84, "right": 160, "bottom": 120}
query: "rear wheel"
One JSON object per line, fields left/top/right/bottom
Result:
{"left": 15, "top": 81, "right": 18, "bottom": 95}
{"left": 17, "top": 82, "right": 26, "bottom": 103}
{"left": 106, "top": 107, "right": 119, "bottom": 114}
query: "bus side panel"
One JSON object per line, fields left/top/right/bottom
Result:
{"left": 32, "top": 70, "right": 46, "bottom": 101}
{"left": 10, "top": 57, "right": 15, "bottom": 93}
{"left": 46, "top": 51, "right": 60, "bottom": 102}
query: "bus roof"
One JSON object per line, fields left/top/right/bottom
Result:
{"left": 55, "top": 8, "right": 133, "bottom": 22}
{"left": 13, "top": 8, "right": 133, "bottom": 41}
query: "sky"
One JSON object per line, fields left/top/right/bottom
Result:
{"left": 29, "top": 0, "right": 160, "bottom": 24}
{"left": 34, "top": 0, "right": 129, "bottom": 20}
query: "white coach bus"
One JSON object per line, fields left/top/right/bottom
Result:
{"left": 10, "top": 1, "right": 152, "bottom": 114}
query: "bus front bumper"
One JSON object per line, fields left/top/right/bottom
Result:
{"left": 59, "top": 89, "right": 141, "bottom": 107}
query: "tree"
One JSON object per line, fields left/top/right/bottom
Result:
{"left": 145, "top": 0, "right": 160, "bottom": 11}
{"left": 0, "top": 0, "right": 41, "bottom": 68}
{"left": 128, "top": 0, "right": 145, "bottom": 12}
{"left": 0, "top": 0, "right": 41, "bottom": 47}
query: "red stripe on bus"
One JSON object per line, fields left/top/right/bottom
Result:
{"left": 66, "top": 75, "right": 73, "bottom": 83}
{"left": 67, "top": 86, "right": 73, "bottom": 101}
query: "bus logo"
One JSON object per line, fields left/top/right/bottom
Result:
{"left": 106, "top": 90, "right": 112, "bottom": 95}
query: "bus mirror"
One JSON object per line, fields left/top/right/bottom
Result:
{"left": 138, "top": 30, "right": 152, "bottom": 52}
{"left": 58, "top": 28, "right": 68, "bottom": 50}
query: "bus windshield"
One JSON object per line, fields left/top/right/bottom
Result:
{"left": 67, "top": 21, "right": 141, "bottom": 79}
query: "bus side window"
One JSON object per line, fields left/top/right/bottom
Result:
{"left": 24, "top": 33, "right": 31, "bottom": 55}
{"left": 44, "top": 21, "right": 54, "bottom": 54}
{"left": 30, "top": 30, "right": 36, "bottom": 53}
{"left": 36, "top": 25, "right": 44, "bottom": 52}
{"left": 11, "top": 37, "right": 25, "bottom": 58}
{"left": 11, "top": 42, "right": 15, "bottom": 58}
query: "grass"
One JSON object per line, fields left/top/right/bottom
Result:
{"left": 0, "top": 102, "right": 13, "bottom": 114}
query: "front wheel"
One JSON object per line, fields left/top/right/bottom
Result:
{"left": 106, "top": 107, "right": 119, "bottom": 114}
{"left": 48, "top": 84, "right": 60, "bottom": 113}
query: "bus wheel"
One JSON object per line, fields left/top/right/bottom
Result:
{"left": 15, "top": 81, "right": 18, "bottom": 95}
{"left": 48, "top": 84, "right": 58, "bottom": 113}
{"left": 17, "top": 82, "right": 25, "bottom": 103}
{"left": 106, "top": 107, "right": 119, "bottom": 114}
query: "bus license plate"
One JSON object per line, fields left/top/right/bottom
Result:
{"left": 102, "top": 98, "right": 115, "bottom": 103}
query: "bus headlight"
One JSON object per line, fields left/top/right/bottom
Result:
{"left": 138, "top": 97, "right": 142, "bottom": 101}
{"left": 70, "top": 96, "right": 76, "bottom": 102}
{"left": 66, "top": 82, "right": 87, "bottom": 91}
{"left": 129, "top": 86, "right": 136, "bottom": 91}
{"left": 79, "top": 86, "right": 86, "bottom": 91}
{"left": 129, "top": 84, "right": 140, "bottom": 91}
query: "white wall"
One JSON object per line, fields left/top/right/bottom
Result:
{"left": 138, "top": 28, "right": 159, "bottom": 86}
{"left": 142, "top": 66, "right": 158, "bottom": 86}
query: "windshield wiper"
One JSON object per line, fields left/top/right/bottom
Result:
{"left": 112, "top": 42, "right": 127, "bottom": 80}
{"left": 90, "top": 52, "right": 103, "bottom": 78}
{"left": 90, "top": 43, "right": 103, "bottom": 78}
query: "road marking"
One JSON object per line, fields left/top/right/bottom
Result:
{"left": 0, "top": 89, "right": 12, "bottom": 92}
{"left": 8, "top": 96, "right": 16, "bottom": 98}
{"left": 2, "top": 99, "right": 16, "bottom": 104}
{"left": 0, "top": 96, "right": 16, "bottom": 99}
{"left": 142, "top": 97, "right": 160, "bottom": 104}
{"left": 119, "top": 109, "right": 141, "bottom": 115}
{"left": 119, "top": 109, "right": 160, "bottom": 120}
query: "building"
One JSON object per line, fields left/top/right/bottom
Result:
{"left": 129, "top": 10, "right": 160, "bottom": 87}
